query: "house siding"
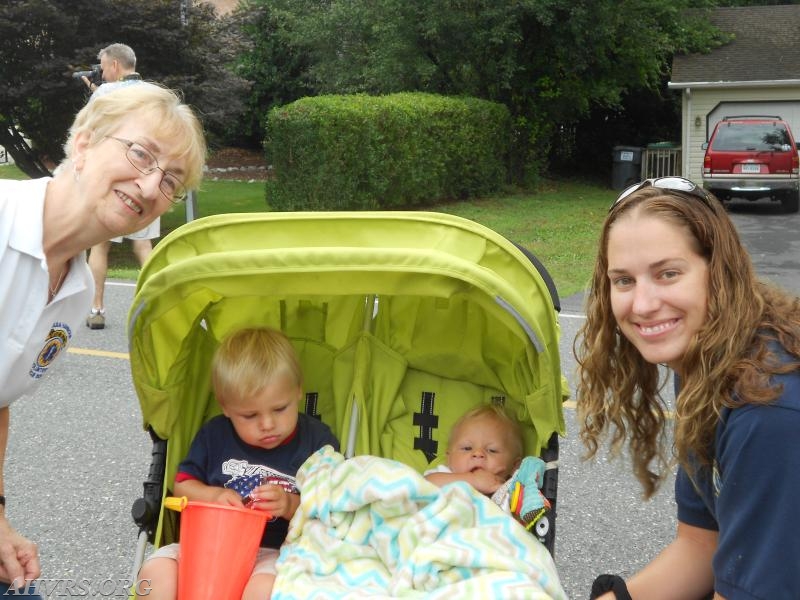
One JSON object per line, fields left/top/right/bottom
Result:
{"left": 679, "top": 86, "right": 800, "bottom": 183}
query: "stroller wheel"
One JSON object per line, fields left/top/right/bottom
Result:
{"left": 534, "top": 514, "right": 550, "bottom": 539}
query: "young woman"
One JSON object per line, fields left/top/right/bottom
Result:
{"left": 0, "top": 82, "right": 206, "bottom": 593}
{"left": 576, "top": 178, "right": 800, "bottom": 599}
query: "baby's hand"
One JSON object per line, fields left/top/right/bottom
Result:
{"left": 469, "top": 469, "right": 505, "bottom": 495}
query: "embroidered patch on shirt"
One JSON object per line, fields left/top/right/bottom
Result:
{"left": 29, "top": 322, "right": 72, "bottom": 379}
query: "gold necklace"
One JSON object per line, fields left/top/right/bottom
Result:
{"left": 48, "top": 264, "right": 68, "bottom": 300}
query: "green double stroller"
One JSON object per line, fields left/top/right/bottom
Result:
{"left": 127, "top": 211, "right": 567, "bottom": 589}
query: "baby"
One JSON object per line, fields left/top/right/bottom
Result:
{"left": 424, "top": 404, "right": 522, "bottom": 496}
{"left": 424, "top": 404, "right": 549, "bottom": 529}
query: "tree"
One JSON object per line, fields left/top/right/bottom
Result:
{"left": 0, "top": 0, "right": 249, "bottom": 177}
{"left": 239, "top": 0, "right": 726, "bottom": 183}
{"left": 0, "top": 1, "right": 81, "bottom": 176}
{"left": 227, "top": 0, "right": 315, "bottom": 146}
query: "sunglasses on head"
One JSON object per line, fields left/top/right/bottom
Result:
{"left": 611, "top": 177, "right": 711, "bottom": 211}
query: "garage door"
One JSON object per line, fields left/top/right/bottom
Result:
{"left": 708, "top": 100, "right": 800, "bottom": 141}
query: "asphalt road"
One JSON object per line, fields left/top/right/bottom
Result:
{"left": 6, "top": 199, "right": 798, "bottom": 599}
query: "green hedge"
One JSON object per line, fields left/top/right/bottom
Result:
{"left": 264, "top": 92, "right": 510, "bottom": 210}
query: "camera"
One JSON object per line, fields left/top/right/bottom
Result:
{"left": 72, "top": 64, "right": 103, "bottom": 86}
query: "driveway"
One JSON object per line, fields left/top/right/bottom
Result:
{"left": 726, "top": 200, "right": 800, "bottom": 295}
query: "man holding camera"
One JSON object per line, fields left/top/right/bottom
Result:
{"left": 80, "top": 43, "right": 141, "bottom": 94}
{"left": 82, "top": 44, "right": 159, "bottom": 331}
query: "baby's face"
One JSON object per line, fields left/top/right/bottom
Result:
{"left": 447, "top": 415, "right": 519, "bottom": 479}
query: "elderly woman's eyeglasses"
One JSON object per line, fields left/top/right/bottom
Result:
{"left": 109, "top": 136, "right": 187, "bottom": 203}
{"left": 612, "top": 177, "right": 711, "bottom": 211}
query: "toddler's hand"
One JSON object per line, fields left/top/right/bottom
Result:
{"left": 212, "top": 487, "right": 245, "bottom": 507}
{"left": 250, "top": 483, "right": 295, "bottom": 519}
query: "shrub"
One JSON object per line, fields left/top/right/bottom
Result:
{"left": 264, "top": 92, "right": 510, "bottom": 210}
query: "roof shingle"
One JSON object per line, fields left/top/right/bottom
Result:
{"left": 671, "top": 5, "right": 800, "bottom": 84}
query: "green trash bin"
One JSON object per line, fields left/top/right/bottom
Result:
{"left": 611, "top": 146, "right": 643, "bottom": 190}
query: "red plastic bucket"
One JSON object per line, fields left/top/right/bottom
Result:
{"left": 176, "top": 501, "right": 269, "bottom": 600}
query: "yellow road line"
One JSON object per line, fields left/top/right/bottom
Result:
{"left": 68, "top": 347, "right": 130, "bottom": 360}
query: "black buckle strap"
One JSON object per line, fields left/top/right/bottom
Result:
{"left": 413, "top": 391, "right": 439, "bottom": 463}
{"left": 305, "top": 392, "right": 321, "bottom": 420}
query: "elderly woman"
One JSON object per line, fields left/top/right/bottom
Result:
{"left": 0, "top": 82, "right": 206, "bottom": 592}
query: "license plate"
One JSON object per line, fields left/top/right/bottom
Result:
{"left": 741, "top": 163, "right": 761, "bottom": 174}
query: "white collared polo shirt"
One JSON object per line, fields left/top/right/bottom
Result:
{"left": 0, "top": 178, "right": 93, "bottom": 407}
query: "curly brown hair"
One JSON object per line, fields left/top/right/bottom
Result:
{"left": 575, "top": 186, "right": 800, "bottom": 498}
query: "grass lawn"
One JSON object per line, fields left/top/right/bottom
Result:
{"left": 432, "top": 181, "right": 611, "bottom": 296}
{"left": 0, "top": 163, "right": 27, "bottom": 180}
{"left": 0, "top": 163, "right": 613, "bottom": 297}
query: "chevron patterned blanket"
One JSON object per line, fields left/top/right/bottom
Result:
{"left": 272, "top": 446, "right": 566, "bottom": 599}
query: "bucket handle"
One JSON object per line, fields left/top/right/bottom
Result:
{"left": 164, "top": 496, "right": 188, "bottom": 513}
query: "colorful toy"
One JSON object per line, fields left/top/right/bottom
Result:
{"left": 508, "top": 456, "right": 551, "bottom": 531}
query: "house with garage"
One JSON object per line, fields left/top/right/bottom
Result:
{"left": 669, "top": 4, "right": 800, "bottom": 183}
